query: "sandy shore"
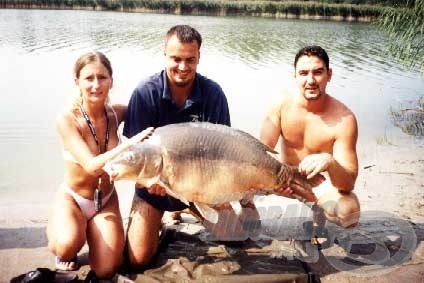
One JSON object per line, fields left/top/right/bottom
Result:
{"left": 1, "top": 137, "right": 423, "bottom": 282}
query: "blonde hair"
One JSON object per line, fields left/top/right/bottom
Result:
{"left": 70, "top": 51, "right": 113, "bottom": 112}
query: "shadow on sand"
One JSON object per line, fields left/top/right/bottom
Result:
{"left": 121, "top": 211, "right": 423, "bottom": 282}
{"left": 0, "top": 226, "right": 47, "bottom": 250}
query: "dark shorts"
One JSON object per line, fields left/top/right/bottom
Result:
{"left": 135, "top": 188, "right": 189, "bottom": 212}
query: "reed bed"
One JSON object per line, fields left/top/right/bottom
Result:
{"left": 0, "top": 0, "right": 400, "bottom": 21}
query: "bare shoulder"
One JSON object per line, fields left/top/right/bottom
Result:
{"left": 55, "top": 110, "right": 81, "bottom": 139}
{"left": 111, "top": 104, "right": 127, "bottom": 123}
{"left": 328, "top": 96, "right": 358, "bottom": 134}
{"left": 111, "top": 104, "right": 127, "bottom": 114}
{"left": 333, "top": 97, "right": 356, "bottom": 118}
{"left": 55, "top": 110, "right": 77, "bottom": 128}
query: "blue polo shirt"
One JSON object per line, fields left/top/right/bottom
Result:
{"left": 123, "top": 70, "right": 231, "bottom": 211}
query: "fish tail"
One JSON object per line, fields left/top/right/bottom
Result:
{"left": 277, "top": 164, "right": 317, "bottom": 202}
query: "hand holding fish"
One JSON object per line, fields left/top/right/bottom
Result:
{"left": 299, "top": 153, "right": 334, "bottom": 179}
{"left": 273, "top": 172, "right": 324, "bottom": 201}
{"left": 146, "top": 184, "right": 167, "bottom": 196}
{"left": 211, "top": 203, "right": 232, "bottom": 211}
{"left": 128, "top": 127, "right": 154, "bottom": 146}
{"left": 105, "top": 122, "right": 326, "bottom": 218}
{"left": 273, "top": 186, "right": 296, "bottom": 199}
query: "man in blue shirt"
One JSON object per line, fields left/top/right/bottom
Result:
{"left": 124, "top": 25, "right": 255, "bottom": 269}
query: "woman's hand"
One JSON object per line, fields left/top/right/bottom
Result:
{"left": 128, "top": 127, "right": 154, "bottom": 146}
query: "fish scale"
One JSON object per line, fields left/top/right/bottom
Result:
{"left": 105, "top": 122, "right": 321, "bottom": 220}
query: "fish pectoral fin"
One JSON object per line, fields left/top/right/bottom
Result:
{"left": 263, "top": 143, "right": 279, "bottom": 154}
{"left": 157, "top": 181, "right": 191, "bottom": 206}
{"left": 138, "top": 175, "right": 159, "bottom": 188}
{"left": 229, "top": 200, "right": 242, "bottom": 215}
{"left": 167, "top": 191, "right": 190, "bottom": 206}
{"left": 194, "top": 203, "right": 219, "bottom": 224}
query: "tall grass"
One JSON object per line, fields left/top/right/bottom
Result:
{"left": 376, "top": 0, "right": 424, "bottom": 69}
{"left": 0, "top": 0, "right": 387, "bottom": 21}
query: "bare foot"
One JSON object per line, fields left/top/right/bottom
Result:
{"left": 55, "top": 256, "right": 78, "bottom": 271}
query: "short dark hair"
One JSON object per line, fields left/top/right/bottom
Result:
{"left": 165, "top": 25, "right": 202, "bottom": 49}
{"left": 294, "top": 45, "right": 329, "bottom": 70}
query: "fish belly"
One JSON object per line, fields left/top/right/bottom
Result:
{"left": 156, "top": 123, "right": 282, "bottom": 205}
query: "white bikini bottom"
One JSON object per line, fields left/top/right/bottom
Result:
{"left": 61, "top": 184, "right": 115, "bottom": 220}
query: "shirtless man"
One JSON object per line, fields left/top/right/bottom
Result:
{"left": 260, "top": 45, "right": 360, "bottom": 234}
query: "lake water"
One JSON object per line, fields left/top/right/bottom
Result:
{"left": 0, "top": 9, "right": 423, "bottom": 215}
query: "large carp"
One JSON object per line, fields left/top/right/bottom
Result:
{"left": 105, "top": 122, "right": 320, "bottom": 221}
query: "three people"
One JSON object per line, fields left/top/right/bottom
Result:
{"left": 47, "top": 51, "right": 152, "bottom": 278}
{"left": 48, "top": 32, "right": 360, "bottom": 276}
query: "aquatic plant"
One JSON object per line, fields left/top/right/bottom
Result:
{"left": 390, "top": 98, "right": 424, "bottom": 137}
{"left": 376, "top": 0, "right": 424, "bottom": 70}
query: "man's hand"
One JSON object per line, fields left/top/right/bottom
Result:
{"left": 211, "top": 203, "right": 232, "bottom": 211}
{"left": 144, "top": 183, "right": 167, "bottom": 196}
{"left": 273, "top": 186, "right": 296, "bottom": 199}
{"left": 298, "top": 153, "right": 334, "bottom": 179}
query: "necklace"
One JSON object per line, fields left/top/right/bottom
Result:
{"left": 79, "top": 104, "right": 109, "bottom": 154}
{"left": 79, "top": 103, "right": 110, "bottom": 212}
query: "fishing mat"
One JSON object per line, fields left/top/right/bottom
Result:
{"left": 126, "top": 226, "right": 319, "bottom": 283}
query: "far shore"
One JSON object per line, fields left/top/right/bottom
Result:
{"left": 0, "top": 1, "right": 385, "bottom": 22}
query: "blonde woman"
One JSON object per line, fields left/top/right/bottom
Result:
{"left": 47, "top": 51, "right": 152, "bottom": 279}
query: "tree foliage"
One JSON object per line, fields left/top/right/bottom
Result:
{"left": 376, "top": 0, "right": 424, "bottom": 70}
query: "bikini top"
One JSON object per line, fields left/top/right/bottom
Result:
{"left": 62, "top": 106, "right": 120, "bottom": 164}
